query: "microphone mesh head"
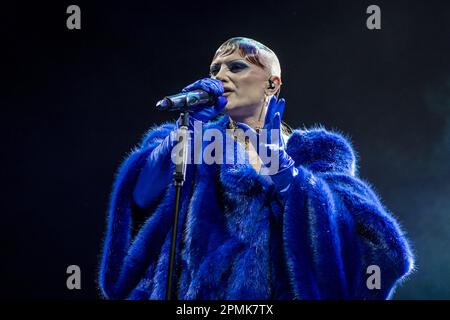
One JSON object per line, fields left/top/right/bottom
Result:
{"left": 156, "top": 98, "right": 171, "bottom": 110}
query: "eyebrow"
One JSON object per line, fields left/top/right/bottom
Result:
{"left": 209, "top": 59, "right": 247, "bottom": 69}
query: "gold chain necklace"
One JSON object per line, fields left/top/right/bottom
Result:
{"left": 227, "top": 118, "right": 263, "bottom": 172}
{"left": 227, "top": 119, "right": 250, "bottom": 151}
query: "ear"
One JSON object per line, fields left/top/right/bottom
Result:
{"left": 267, "top": 75, "right": 281, "bottom": 96}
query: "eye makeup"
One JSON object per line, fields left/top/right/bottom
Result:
{"left": 228, "top": 61, "right": 249, "bottom": 72}
{"left": 209, "top": 59, "right": 249, "bottom": 76}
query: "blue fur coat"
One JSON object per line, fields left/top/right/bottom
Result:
{"left": 98, "top": 115, "right": 414, "bottom": 300}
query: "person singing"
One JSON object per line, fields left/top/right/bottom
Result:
{"left": 98, "top": 37, "right": 414, "bottom": 300}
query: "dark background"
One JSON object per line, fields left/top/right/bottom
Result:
{"left": 2, "top": 0, "right": 449, "bottom": 299}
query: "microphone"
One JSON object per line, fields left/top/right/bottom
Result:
{"left": 155, "top": 90, "right": 216, "bottom": 111}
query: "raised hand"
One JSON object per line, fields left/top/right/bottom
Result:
{"left": 181, "top": 78, "right": 227, "bottom": 123}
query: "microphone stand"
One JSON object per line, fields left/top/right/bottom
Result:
{"left": 165, "top": 110, "right": 190, "bottom": 301}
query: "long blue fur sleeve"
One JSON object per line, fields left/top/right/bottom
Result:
{"left": 98, "top": 122, "right": 177, "bottom": 299}
{"left": 283, "top": 128, "right": 415, "bottom": 300}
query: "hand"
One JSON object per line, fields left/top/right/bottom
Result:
{"left": 263, "top": 96, "right": 287, "bottom": 153}
{"left": 181, "top": 78, "right": 227, "bottom": 123}
{"left": 263, "top": 96, "right": 286, "bottom": 133}
{"left": 236, "top": 96, "right": 293, "bottom": 173}
{"left": 234, "top": 96, "right": 297, "bottom": 199}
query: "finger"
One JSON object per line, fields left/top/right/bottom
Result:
{"left": 264, "top": 96, "right": 278, "bottom": 128}
{"left": 183, "top": 78, "right": 224, "bottom": 96}
{"left": 272, "top": 112, "right": 281, "bottom": 131}
{"left": 181, "top": 81, "right": 201, "bottom": 93}
{"left": 268, "top": 112, "right": 282, "bottom": 146}
{"left": 277, "top": 98, "right": 286, "bottom": 120}
{"left": 209, "top": 78, "right": 225, "bottom": 95}
{"left": 215, "top": 96, "right": 227, "bottom": 112}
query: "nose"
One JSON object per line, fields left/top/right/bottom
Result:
{"left": 213, "top": 65, "right": 229, "bottom": 82}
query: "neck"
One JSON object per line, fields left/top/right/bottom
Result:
{"left": 228, "top": 99, "right": 268, "bottom": 130}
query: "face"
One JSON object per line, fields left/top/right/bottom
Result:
{"left": 209, "top": 51, "right": 270, "bottom": 121}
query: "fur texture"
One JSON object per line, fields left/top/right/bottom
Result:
{"left": 98, "top": 115, "right": 414, "bottom": 300}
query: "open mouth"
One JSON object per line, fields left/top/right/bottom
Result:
{"left": 223, "top": 88, "right": 233, "bottom": 95}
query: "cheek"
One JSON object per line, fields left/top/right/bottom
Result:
{"left": 235, "top": 75, "right": 264, "bottom": 102}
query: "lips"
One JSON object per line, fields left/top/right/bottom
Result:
{"left": 223, "top": 87, "right": 233, "bottom": 93}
